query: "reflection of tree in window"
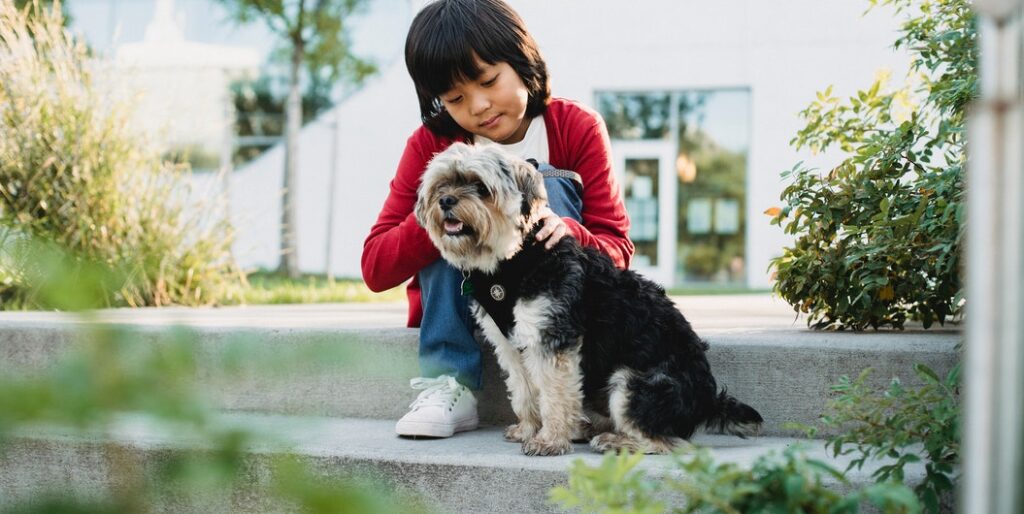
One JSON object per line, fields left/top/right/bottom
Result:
{"left": 676, "top": 92, "right": 747, "bottom": 283}
{"left": 624, "top": 159, "right": 659, "bottom": 266}
{"left": 596, "top": 89, "right": 750, "bottom": 285}
{"left": 597, "top": 93, "right": 670, "bottom": 140}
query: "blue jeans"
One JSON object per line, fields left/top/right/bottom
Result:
{"left": 417, "top": 166, "right": 583, "bottom": 390}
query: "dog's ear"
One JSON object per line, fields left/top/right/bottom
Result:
{"left": 415, "top": 161, "right": 440, "bottom": 229}
{"left": 414, "top": 184, "right": 428, "bottom": 228}
{"left": 500, "top": 158, "right": 546, "bottom": 218}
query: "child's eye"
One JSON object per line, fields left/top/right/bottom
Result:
{"left": 445, "top": 95, "right": 463, "bottom": 104}
{"left": 482, "top": 75, "right": 498, "bottom": 86}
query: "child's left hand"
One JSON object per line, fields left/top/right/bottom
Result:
{"left": 535, "top": 206, "right": 569, "bottom": 249}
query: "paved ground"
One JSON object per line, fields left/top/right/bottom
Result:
{"left": 0, "top": 294, "right": 805, "bottom": 331}
{"left": 5, "top": 411, "right": 905, "bottom": 479}
{"left": 0, "top": 293, "right": 960, "bottom": 335}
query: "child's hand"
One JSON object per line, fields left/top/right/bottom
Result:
{"left": 535, "top": 206, "right": 569, "bottom": 249}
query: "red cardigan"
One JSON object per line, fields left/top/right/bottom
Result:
{"left": 361, "top": 97, "right": 634, "bottom": 327}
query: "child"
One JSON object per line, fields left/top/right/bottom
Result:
{"left": 361, "top": 0, "right": 633, "bottom": 438}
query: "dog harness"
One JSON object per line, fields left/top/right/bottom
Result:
{"left": 526, "top": 159, "right": 583, "bottom": 194}
{"left": 460, "top": 161, "right": 583, "bottom": 337}
{"left": 462, "top": 228, "right": 548, "bottom": 338}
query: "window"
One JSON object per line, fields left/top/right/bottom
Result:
{"left": 597, "top": 89, "right": 750, "bottom": 286}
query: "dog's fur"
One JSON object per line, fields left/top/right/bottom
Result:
{"left": 415, "top": 142, "right": 763, "bottom": 455}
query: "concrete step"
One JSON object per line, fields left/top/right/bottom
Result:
{"left": 0, "top": 298, "right": 961, "bottom": 437}
{"left": 0, "top": 413, "right": 929, "bottom": 514}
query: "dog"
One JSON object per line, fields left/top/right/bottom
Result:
{"left": 414, "top": 142, "right": 763, "bottom": 456}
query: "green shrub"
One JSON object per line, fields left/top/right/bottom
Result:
{"left": 806, "top": 362, "right": 961, "bottom": 513}
{"left": 550, "top": 446, "right": 920, "bottom": 514}
{"left": 0, "top": 0, "right": 244, "bottom": 309}
{"left": 768, "top": 0, "right": 974, "bottom": 329}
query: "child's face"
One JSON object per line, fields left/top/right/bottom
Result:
{"left": 439, "top": 59, "right": 531, "bottom": 144}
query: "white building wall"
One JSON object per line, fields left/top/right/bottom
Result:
{"left": 229, "top": 61, "right": 421, "bottom": 274}
{"left": 232, "top": 0, "right": 912, "bottom": 287}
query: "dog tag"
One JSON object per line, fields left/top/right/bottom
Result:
{"left": 460, "top": 274, "right": 474, "bottom": 296}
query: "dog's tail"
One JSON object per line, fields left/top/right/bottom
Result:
{"left": 704, "top": 389, "right": 763, "bottom": 438}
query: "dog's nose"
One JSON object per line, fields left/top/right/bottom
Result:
{"left": 440, "top": 195, "right": 458, "bottom": 210}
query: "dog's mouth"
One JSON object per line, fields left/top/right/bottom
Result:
{"left": 442, "top": 214, "right": 472, "bottom": 237}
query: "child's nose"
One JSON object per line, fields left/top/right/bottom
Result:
{"left": 469, "top": 94, "right": 491, "bottom": 116}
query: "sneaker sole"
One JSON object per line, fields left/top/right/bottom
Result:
{"left": 395, "top": 416, "right": 479, "bottom": 438}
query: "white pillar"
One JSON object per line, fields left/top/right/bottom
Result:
{"left": 964, "top": 2, "right": 1024, "bottom": 513}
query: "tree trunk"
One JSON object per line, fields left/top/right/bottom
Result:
{"left": 278, "top": 35, "right": 304, "bottom": 278}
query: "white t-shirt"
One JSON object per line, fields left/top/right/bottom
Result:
{"left": 475, "top": 116, "right": 549, "bottom": 162}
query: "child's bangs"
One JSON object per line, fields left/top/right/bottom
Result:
{"left": 414, "top": 35, "right": 487, "bottom": 98}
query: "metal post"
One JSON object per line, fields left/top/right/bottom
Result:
{"left": 964, "top": 2, "right": 1024, "bottom": 513}
{"left": 220, "top": 70, "right": 236, "bottom": 199}
{"left": 324, "top": 106, "right": 340, "bottom": 282}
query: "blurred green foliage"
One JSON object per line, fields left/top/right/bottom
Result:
{"left": 768, "top": 0, "right": 973, "bottom": 329}
{"left": 0, "top": 325, "right": 423, "bottom": 512}
{"left": 550, "top": 446, "right": 920, "bottom": 514}
{"left": 0, "top": 238, "right": 422, "bottom": 513}
{"left": 801, "top": 361, "right": 961, "bottom": 514}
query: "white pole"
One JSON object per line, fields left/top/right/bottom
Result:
{"left": 325, "top": 106, "right": 340, "bottom": 282}
{"left": 964, "top": 2, "right": 1024, "bottom": 513}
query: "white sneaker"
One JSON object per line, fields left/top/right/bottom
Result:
{"left": 395, "top": 375, "right": 479, "bottom": 437}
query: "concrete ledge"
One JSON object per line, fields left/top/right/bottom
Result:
{"left": 0, "top": 299, "right": 961, "bottom": 437}
{"left": 0, "top": 413, "right": 928, "bottom": 514}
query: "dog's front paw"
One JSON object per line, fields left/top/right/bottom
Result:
{"left": 504, "top": 422, "right": 536, "bottom": 442}
{"left": 522, "top": 433, "right": 573, "bottom": 456}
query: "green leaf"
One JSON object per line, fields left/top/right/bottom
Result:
{"left": 914, "top": 364, "right": 941, "bottom": 384}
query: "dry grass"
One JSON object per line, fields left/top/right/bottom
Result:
{"left": 0, "top": 0, "right": 245, "bottom": 309}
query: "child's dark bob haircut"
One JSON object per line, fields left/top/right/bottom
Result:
{"left": 405, "top": 0, "right": 551, "bottom": 138}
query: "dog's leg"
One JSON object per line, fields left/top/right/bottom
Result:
{"left": 573, "top": 410, "right": 614, "bottom": 442}
{"left": 521, "top": 344, "right": 583, "bottom": 456}
{"left": 590, "top": 368, "right": 683, "bottom": 455}
{"left": 472, "top": 305, "right": 541, "bottom": 442}
{"left": 491, "top": 339, "right": 540, "bottom": 442}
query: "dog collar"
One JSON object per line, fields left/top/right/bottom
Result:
{"left": 465, "top": 227, "right": 547, "bottom": 337}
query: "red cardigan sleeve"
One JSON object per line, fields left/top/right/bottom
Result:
{"left": 554, "top": 103, "right": 634, "bottom": 269}
{"left": 361, "top": 130, "right": 442, "bottom": 292}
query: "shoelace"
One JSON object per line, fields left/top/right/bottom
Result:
{"left": 408, "top": 375, "right": 462, "bottom": 410}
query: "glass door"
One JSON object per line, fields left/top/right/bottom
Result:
{"left": 612, "top": 140, "right": 677, "bottom": 285}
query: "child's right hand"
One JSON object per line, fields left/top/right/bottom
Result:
{"left": 535, "top": 206, "right": 569, "bottom": 250}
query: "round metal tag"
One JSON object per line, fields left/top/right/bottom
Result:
{"left": 489, "top": 284, "right": 506, "bottom": 301}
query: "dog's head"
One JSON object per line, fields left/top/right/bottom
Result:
{"left": 415, "top": 142, "right": 547, "bottom": 273}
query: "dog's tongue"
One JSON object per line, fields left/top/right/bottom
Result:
{"left": 444, "top": 220, "right": 464, "bottom": 234}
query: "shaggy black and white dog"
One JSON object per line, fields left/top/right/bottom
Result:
{"left": 415, "top": 143, "right": 763, "bottom": 456}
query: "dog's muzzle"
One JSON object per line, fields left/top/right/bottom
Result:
{"left": 440, "top": 197, "right": 469, "bottom": 236}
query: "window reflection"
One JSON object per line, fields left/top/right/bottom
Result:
{"left": 597, "top": 89, "right": 750, "bottom": 286}
{"left": 623, "top": 158, "right": 660, "bottom": 267}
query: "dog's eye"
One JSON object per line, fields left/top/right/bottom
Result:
{"left": 476, "top": 184, "right": 490, "bottom": 198}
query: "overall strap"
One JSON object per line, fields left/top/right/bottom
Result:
{"left": 526, "top": 158, "right": 583, "bottom": 192}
